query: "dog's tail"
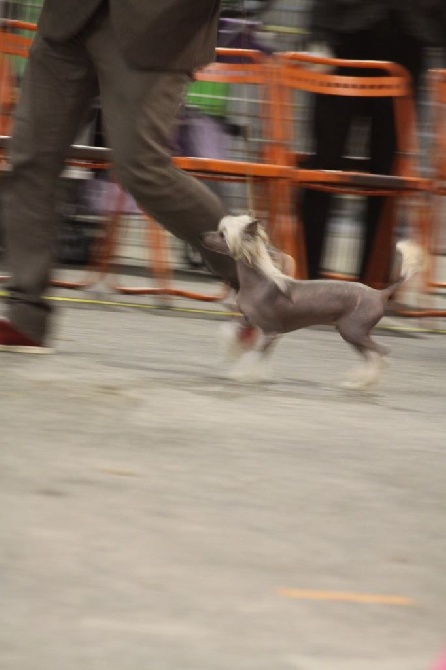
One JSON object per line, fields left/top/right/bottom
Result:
{"left": 382, "top": 239, "right": 426, "bottom": 298}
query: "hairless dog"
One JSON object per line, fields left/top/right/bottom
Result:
{"left": 202, "top": 215, "right": 424, "bottom": 389}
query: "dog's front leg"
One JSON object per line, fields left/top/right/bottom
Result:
{"left": 259, "top": 332, "right": 279, "bottom": 354}
{"left": 228, "top": 331, "right": 278, "bottom": 384}
{"left": 256, "top": 332, "right": 279, "bottom": 381}
{"left": 220, "top": 313, "right": 258, "bottom": 363}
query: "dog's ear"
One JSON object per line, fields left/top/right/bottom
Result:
{"left": 243, "top": 219, "right": 260, "bottom": 237}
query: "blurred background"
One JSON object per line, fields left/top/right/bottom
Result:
{"left": 0, "top": 0, "right": 445, "bottom": 287}
{"left": 0, "top": 0, "right": 312, "bottom": 276}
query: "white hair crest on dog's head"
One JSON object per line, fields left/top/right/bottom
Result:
{"left": 218, "top": 214, "right": 253, "bottom": 256}
{"left": 218, "top": 214, "right": 288, "bottom": 291}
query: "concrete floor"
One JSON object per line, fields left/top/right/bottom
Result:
{"left": 1, "top": 296, "right": 445, "bottom": 670}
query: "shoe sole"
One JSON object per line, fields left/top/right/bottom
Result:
{"left": 0, "top": 345, "right": 54, "bottom": 354}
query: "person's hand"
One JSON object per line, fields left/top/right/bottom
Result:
{"left": 306, "top": 42, "right": 335, "bottom": 73}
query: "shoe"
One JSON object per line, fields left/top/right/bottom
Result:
{"left": 0, "top": 319, "right": 52, "bottom": 353}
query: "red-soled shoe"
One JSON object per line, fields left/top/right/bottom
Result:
{"left": 0, "top": 319, "right": 52, "bottom": 353}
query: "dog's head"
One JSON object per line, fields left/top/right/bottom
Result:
{"left": 202, "top": 215, "right": 291, "bottom": 290}
{"left": 201, "top": 215, "right": 264, "bottom": 258}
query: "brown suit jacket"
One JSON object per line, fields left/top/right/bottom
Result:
{"left": 38, "top": 0, "right": 221, "bottom": 71}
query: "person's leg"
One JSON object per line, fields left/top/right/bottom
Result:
{"left": 86, "top": 12, "right": 238, "bottom": 288}
{"left": 358, "top": 97, "right": 396, "bottom": 280}
{"left": 359, "top": 16, "right": 425, "bottom": 281}
{"left": 2, "top": 34, "right": 98, "bottom": 342}
{"left": 299, "top": 93, "right": 355, "bottom": 278}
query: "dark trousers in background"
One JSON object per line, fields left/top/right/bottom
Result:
{"left": 299, "top": 13, "right": 424, "bottom": 281}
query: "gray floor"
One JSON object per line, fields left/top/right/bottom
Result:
{"left": 1, "top": 291, "right": 445, "bottom": 670}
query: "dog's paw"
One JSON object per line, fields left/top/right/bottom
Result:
{"left": 219, "top": 321, "right": 258, "bottom": 363}
{"left": 341, "top": 354, "right": 387, "bottom": 390}
{"left": 226, "top": 351, "right": 273, "bottom": 383}
{"left": 340, "top": 377, "right": 371, "bottom": 391}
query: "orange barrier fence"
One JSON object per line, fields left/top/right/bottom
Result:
{"left": 0, "top": 19, "right": 445, "bottom": 317}
{"left": 426, "top": 69, "right": 446, "bottom": 296}
{"left": 274, "top": 51, "right": 434, "bottom": 318}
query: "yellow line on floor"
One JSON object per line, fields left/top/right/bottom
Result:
{"left": 278, "top": 588, "right": 415, "bottom": 606}
{"left": 46, "top": 294, "right": 240, "bottom": 316}
{"left": 0, "top": 290, "right": 445, "bottom": 333}
{"left": 0, "top": 290, "right": 238, "bottom": 317}
{"left": 44, "top": 296, "right": 446, "bottom": 333}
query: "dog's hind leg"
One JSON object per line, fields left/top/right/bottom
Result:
{"left": 341, "top": 349, "right": 387, "bottom": 390}
{"left": 337, "top": 320, "right": 388, "bottom": 390}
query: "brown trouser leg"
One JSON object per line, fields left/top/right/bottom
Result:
{"left": 3, "top": 34, "right": 98, "bottom": 341}
{"left": 85, "top": 11, "right": 236, "bottom": 286}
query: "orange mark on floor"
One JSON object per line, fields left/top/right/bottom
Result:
{"left": 278, "top": 589, "right": 415, "bottom": 606}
